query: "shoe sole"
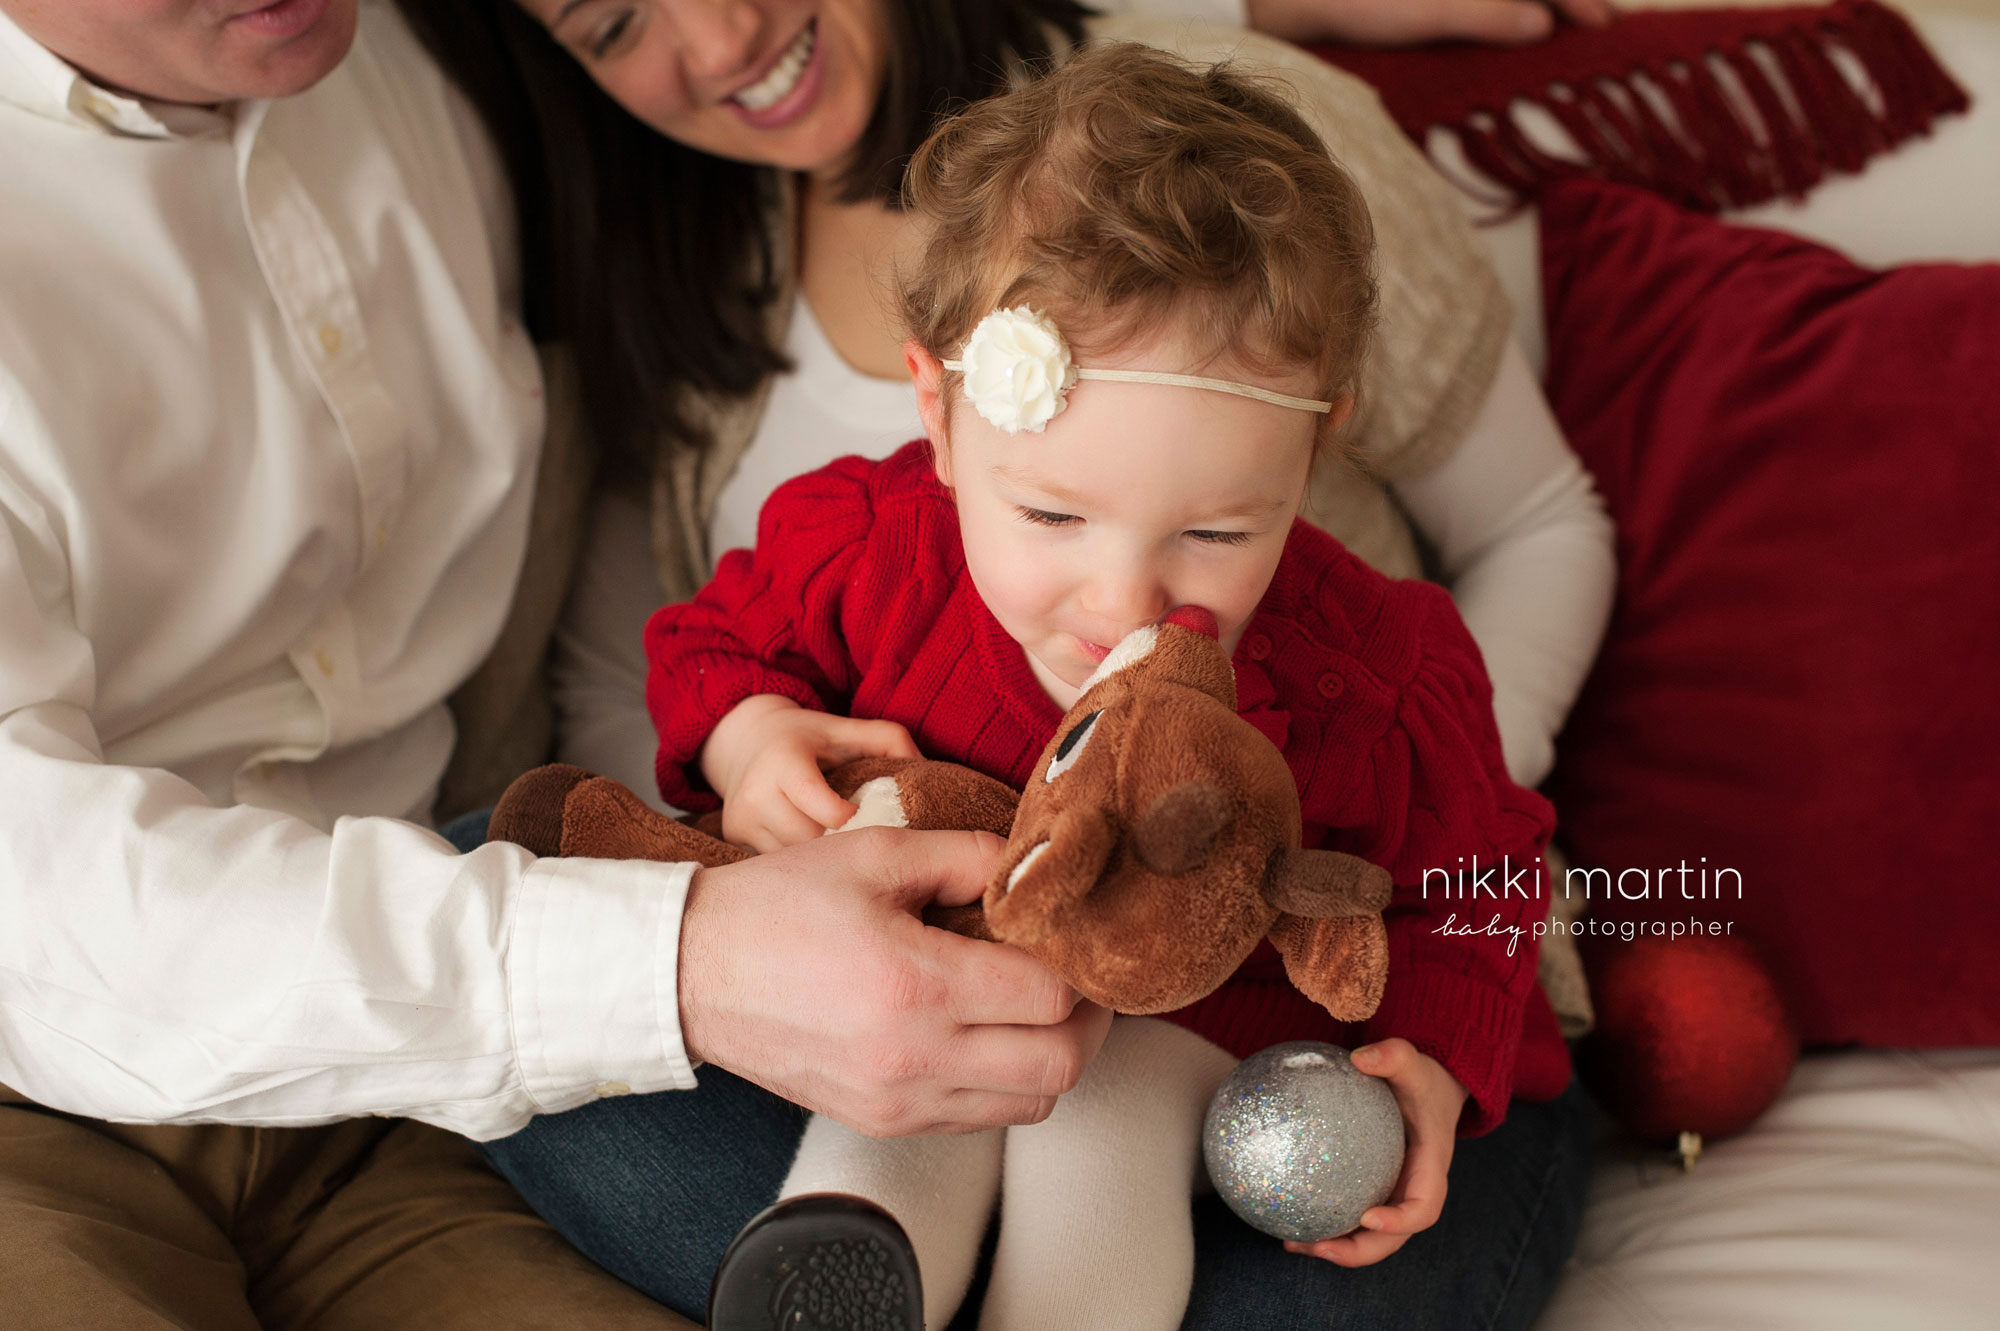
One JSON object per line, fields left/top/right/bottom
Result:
{"left": 707, "top": 1193, "right": 924, "bottom": 1331}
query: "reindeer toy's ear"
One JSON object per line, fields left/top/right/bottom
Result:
{"left": 1263, "top": 847, "right": 1393, "bottom": 1022}
{"left": 985, "top": 606, "right": 1394, "bottom": 1022}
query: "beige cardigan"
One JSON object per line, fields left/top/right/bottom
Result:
{"left": 438, "top": 15, "right": 1510, "bottom": 819}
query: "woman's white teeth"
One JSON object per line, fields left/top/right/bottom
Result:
{"left": 733, "top": 23, "right": 815, "bottom": 112}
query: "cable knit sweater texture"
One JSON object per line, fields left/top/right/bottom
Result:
{"left": 645, "top": 443, "right": 1568, "bottom": 1134}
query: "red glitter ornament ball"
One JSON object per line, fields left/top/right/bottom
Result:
{"left": 1579, "top": 934, "right": 1799, "bottom": 1144}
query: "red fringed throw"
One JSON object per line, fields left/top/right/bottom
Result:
{"left": 1315, "top": 1, "right": 1969, "bottom": 211}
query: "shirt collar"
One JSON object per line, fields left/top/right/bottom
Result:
{"left": 0, "top": 9, "right": 231, "bottom": 139}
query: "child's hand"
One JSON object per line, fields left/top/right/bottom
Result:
{"left": 699, "top": 695, "right": 921, "bottom": 853}
{"left": 1283, "top": 1038, "right": 1469, "bottom": 1267}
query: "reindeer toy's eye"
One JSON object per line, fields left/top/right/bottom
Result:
{"left": 1044, "top": 709, "right": 1102, "bottom": 782}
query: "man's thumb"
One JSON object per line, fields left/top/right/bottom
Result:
{"left": 879, "top": 828, "right": 1007, "bottom": 911}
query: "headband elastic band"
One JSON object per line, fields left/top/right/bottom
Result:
{"left": 940, "top": 306, "right": 1337, "bottom": 435}
{"left": 942, "top": 363, "right": 1334, "bottom": 415}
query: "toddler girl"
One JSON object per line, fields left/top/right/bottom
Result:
{"left": 646, "top": 44, "right": 1559, "bottom": 1331}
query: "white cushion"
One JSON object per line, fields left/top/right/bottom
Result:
{"left": 1533, "top": 1048, "right": 2000, "bottom": 1330}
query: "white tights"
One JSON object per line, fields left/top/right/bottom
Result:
{"left": 778, "top": 1016, "right": 1240, "bottom": 1331}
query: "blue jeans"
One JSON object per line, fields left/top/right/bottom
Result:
{"left": 452, "top": 807, "right": 1594, "bottom": 1328}
{"left": 480, "top": 1068, "right": 1592, "bottom": 1330}
{"left": 438, "top": 808, "right": 496, "bottom": 854}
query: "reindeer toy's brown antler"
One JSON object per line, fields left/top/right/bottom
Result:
{"left": 984, "top": 607, "right": 1390, "bottom": 1021}
{"left": 489, "top": 609, "right": 1390, "bottom": 1023}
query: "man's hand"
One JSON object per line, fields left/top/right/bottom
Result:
{"left": 1284, "top": 1038, "right": 1469, "bottom": 1266}
{"left": 1247, "top": 0, "right": 1613, "bottom": 47}
{"left": 676, "top": 825, "right": 1114, "bottom": 1137}
{"left": 699, "top": 694, "right": 921, "bottom": 852}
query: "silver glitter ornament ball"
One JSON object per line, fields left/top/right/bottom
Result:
{"left": 1202, "top": 1042, "right": 1405, "bottom": 1242}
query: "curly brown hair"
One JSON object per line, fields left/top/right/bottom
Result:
{"left": 900, "top": 43, "right": 1379, "bottom": 444}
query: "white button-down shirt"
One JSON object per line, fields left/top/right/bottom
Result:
{"left": 0, "top": 2, "right": 696, "bottom": 1140}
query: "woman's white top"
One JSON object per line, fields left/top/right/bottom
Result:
{"left": 709, "top": 300, "right": 925, "bottom": 559}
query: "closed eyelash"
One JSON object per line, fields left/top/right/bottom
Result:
{"left": 590, "top": 11, "right": 634, "bottom": 59}
{"left": 1017, "top": 507, "right": 1078, "bottom": 528}
{"left": 1017, "top": 508, "right": 1254, "bottom": 546}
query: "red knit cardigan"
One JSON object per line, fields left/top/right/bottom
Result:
{"left": 646, "top": 443, "right": 1569, "bottom": 1134}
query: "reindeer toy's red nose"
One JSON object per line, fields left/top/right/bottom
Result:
{"left": 1162, "top": 605, "right": 1218, "bottom": 638}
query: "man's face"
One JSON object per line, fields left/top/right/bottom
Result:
{"left": 2, "top": 0, "right": 359, "bottom": 105}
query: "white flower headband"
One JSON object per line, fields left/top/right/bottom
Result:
{"left": 940, "top": 305, "right": 1337, "bottom": 435}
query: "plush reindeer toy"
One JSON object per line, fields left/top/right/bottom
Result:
{"left": 976, "top": 604, "right": 1390, "bottom": 1019}
{"left": 490, "top": 606, "right": 1391, "bottom": 1020}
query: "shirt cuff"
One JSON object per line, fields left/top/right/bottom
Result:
{"left": 508, "top": 854, "right": 701, "bottom": 1116}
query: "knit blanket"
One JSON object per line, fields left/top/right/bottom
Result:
{"left": 1314, "top": 0, "right": 1969, "bottom": 210}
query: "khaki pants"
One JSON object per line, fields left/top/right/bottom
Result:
{"left": 0, "top": 1085, "right": 695, "bottom": 1330}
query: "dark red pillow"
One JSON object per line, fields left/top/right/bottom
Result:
{"left": 1540, "top": 179, "right": 2000, "bottom": 1047}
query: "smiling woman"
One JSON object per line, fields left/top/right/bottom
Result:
{"left": 394, "top": 0, "right": 1090, "bottom": 478}
{"left": 522, "top": 0, "right": 887, "bottom": 172}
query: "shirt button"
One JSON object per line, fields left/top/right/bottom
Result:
{"left": 1245, "top": 634, "right": 1273, "bottom": 661}
{"left": 314, "top": 647, "right": 336, "bottom": 677}
{"left": 1318, "top": 671, "right": 1346, "bottom": 699}
{"left": 595, "top": 1081, "right": 632, "bottom": 1098}
{"left": 84, "top": 95, "right": 115, "bottom": 119}
{"left": 318, "top": 323, "right": 343, "bottom": 358}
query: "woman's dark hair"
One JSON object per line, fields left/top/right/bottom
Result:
{"left": 394, "top": 0, "right": 1090, "bottom": 480}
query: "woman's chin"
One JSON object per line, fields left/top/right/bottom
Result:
{"left": 701, "top": 112, "right": 864, "bottom": 178}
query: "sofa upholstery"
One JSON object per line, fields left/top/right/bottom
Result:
{"left": 1458, "top": 13, "right": 2000, "bottom": 1327}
